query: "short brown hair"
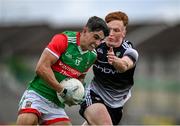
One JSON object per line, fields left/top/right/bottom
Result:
{"left": 105, "top": 11, "right": 129, "bottom": 26}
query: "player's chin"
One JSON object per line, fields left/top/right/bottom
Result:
{"left": 107, "top": 42, "right": 116, "bottom": 47}
{"left": 88, "top": 46, "right": 95, "bottom": 51}
{"left": 87, "top": 48, "right": 93, "bottom": 51}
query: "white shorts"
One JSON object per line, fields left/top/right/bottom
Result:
{"left": 18, "top": 90, "right": 70, "bottom": 125}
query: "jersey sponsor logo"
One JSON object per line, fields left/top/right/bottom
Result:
{"left": 52, "top": 60, "right": 82, "bottom": 78}
{"left": 97, "top": 48, "right": 103, "bottom": 54}
{"left": 94, "top": 64, "right": 119, "bottom": 74}
{"left": 116, "top": 52, "right": 121, "bottom": 57}
{"left": 25, "top": 101, "right": 32, "bottom": 108}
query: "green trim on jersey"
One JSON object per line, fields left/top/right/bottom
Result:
{"left": 27, "top": 31, "right": 97, "bottom": 107}
{"left": 63, "top": 31, "right": 77, "bottom": 43}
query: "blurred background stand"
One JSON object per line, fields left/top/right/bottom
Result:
{"left": 0, "top": 0, "right": 180, "bottom": 125}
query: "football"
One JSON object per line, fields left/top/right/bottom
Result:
{"left": 57, "top": 78, "right": 85, "bottom": 106}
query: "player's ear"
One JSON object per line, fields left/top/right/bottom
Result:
{"left": 82, "top": 27, "right": 88, "bottom": 33}
{"left": 122, "top": 27, "right": 127, "bottom": 38}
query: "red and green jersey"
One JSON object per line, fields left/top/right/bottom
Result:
{"left": 28, "top": 31, "right": 97, "bottom": 107}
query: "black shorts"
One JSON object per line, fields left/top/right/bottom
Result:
{"left": 79, "top": 90, "right": 123, "bottom": 125}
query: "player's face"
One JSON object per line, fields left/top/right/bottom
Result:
{"left": 81, "top": 30, "right": 105, "bottom": 51}
{"left": 106, "top": 20, "right": 126, "bottom": 47}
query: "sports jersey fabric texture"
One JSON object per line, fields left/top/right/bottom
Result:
{"left": 28, "top": 31, "right": 97, "bottom": 107}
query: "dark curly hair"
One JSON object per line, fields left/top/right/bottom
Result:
{"left": 86, "top": 16, "right": 109, "bottom": 37}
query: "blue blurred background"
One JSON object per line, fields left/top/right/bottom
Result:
{"left": 0, "top": 0, "right": 180, "bottom": 125}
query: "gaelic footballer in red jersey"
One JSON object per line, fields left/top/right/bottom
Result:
{"left": 16, "top": 16, "right": 109, "bottom": 125}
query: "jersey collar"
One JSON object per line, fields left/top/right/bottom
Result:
{"left": 76, "top": 32, "right": 88, "bottom": 54}
{"left": 77, "top": 46, "right": 88, "bottom": 54}
{"left": 76, "top": 32, "right": 80, "bottom": 46}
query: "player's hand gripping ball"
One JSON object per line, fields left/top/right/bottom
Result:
{"left": 57, "top": 78, "right": 85, "bottom": 106}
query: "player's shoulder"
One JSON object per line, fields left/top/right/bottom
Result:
{"left": 52, "top": 33, "right": 67, "bottom": 40}
{"left": 62, "top": 31, "right": 78, "bottom": 44}
{"left": 122, "top": 39, "right": 137, "bottom": 50}
{"left": 49, "top": 33, "right": 68, "bottom": 46}
{"left": 91, "top": 49, "right": 97, "bottom": 56}
{"left": 63, "top": 31, "right": 77, "bottom": 37}
{"left": 87, "top": 49, "right": 97, "bottom": 58}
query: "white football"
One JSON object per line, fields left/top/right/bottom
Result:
{"left": 57, "top": 78, "right": 85, "bottom": 105}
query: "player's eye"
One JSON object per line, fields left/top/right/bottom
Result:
{"left": 94, "top": 34, "right": 100, "bottom": 40}
{"left": 113, "top": 28, "right": 121, "bottom": 32}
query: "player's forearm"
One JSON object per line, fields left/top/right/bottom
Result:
{"left": 35, "top": 65, "right": 64, "bottom": 93}
{"left": 112, "top": 57, "right": 128, "bottom": 72}
{"left": 112, "top": 56, "right": 133, "bottom": 73}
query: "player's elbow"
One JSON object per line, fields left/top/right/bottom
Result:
{"left": 112, "top": 58, "right": 130, "bottom": 73}
{"left": 35, "top": 64, "right": 44, "bottom": 76}
{"left": 117, "top": 65, "right": 128, "bottom": 73}
{"left": 35, "top": 66, "right": 40, "bottom": 75}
